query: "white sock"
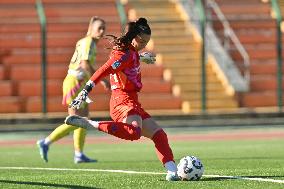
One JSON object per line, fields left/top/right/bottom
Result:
{"left": 75, "top": 151, "right": 83, "bottom": 157}
{"left": 44, "top": 138, "right": 51, "bottom": 145}
{"left": 88, "top": 120, "right": 99, "bottom": 129}
{"left": 165, "top": 161, "right": 178, "bottom": 174}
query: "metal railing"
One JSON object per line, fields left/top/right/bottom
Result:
{"left": 194, "top": 0, "right": 207, "bottom": 112}
{"left": 207, "top": 0, "right": 250, "bottom": 85}
{"left": 116, "top": 0, "right": 127, "bottom": 32}
{"left": 35, "top": 0, "right": 47, "bottom": 114}
{"left": 271, "top": 0, "right": 283, "bottom": 111}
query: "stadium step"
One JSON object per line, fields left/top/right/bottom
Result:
{"left": 0, "top": 23, "right": 121, "bottom": 34}
{"left": 25, "top": 95, "right": 110, "bottom": 113}
{"left": 10, "top": 64, "right": 164, "bottom": 80}
{"left": 0, "top": 0, "right": 116, "bottom": 4}
{"left": 213, "top": 20, "right": 275, "bottom": 31}
{"left": 168, "top": 67, "right": 214, "bottom": 76}
{"left": 24, "top": 93, "right": 182, "bottom": 113}
{"left": 178, "top": 83, "right": 226, "bottom": 92}
{"left": 215, "top": 0, "right": 265, "bottom": 4}
{"left": 0, "top": 97, "right": 23, "bottom": 113}
{"left": 0, "top": 81, "right": 15, "bottom": 96}
{"left": 129, "top": 0, "right": 239, "bottom": 112}
{"left": 237, "top": 33, "right": 276, "bottom": 44}
{"left": 17, "top": 78, "right": 173, "bottom": 97}
{"left": 214, "top": 0, "right": 278, "bottom": 108}
{"left": 185, "top": 99, "right": 238, "bottom": 110}
{"left": 0, "top": 6, "right": 118, "bottom": 18}
{"left": 0, "top": 0, "right": 117, "bottom": 114}
{"left": 137, "top": 94, "right": 182, "bottom": 110}
{"left": 179, "top": 91, "right": 233, "bottom": 101}
{"left": 0, "top": 65, "right": 7, "bottom": 80}
{"left": 10, "top": 64, "right": 67, "bottom": 80}
{"left": 241, "top": 92, "right": 282, "bottom": 107}
{"left": 172, "top": 75, "right": 220, "bottom": 84}
{"left": 218, "top": 4, "right": 270, "bottom": 15}
{"left": 0, "top": 34, "right": 118, "bottom": 48}
{"left": 150, "top": 22, "right": 187, "bottom": 31}
{"left": 3, "top": 52, "right": 110, "bottom": 65}
{"left": 159, "top": 61, "right": 201, "bottom": 68}
{"left": 151, "top": 36, "right": 195, "bottom": 44}
{"left": 18, "top": 80, "right": 63, "bottom": 97}
{"left": 129, "top": 1, "right": 175, "bottom": 9}
{"left": 159, "top": 53, "right": 200, "bottom": 62}
{"left": 230, "top": 48, "right": 277, "bottom": 60}
{"left": 249, "top": 60, "right": 280, "bottom": 75}
{"left": 250, "top": 76, "right": 284, "bottom": 91}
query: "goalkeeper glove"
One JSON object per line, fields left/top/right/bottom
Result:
{"left": 139, "top": 52, "right": 156, "bottom": 64}
{"left": 69, "top": 80, "right": 94, "bottom": 109}
{"left": 69, "top": 89, "right": 90, "bottom": 109}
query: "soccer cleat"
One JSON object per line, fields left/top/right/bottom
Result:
{"left": 36, "top": 139, "right": 49, "bottom": 163}
{"left": 74, "top": 154, "right": 97, "bottom": 164}
{"left": 166, "top": 172, "right": 181, "bottom": 181}
{"left": 65, "top": 115, "right": 93, "bottom": 129}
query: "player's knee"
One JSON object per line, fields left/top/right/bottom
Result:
{"left": 129, "top": 125, "right": 142, "bottom": 141}
{"left": 152, "top": 129, "right": 167, "bottom": 141}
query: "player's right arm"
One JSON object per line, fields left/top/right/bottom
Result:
{"left": 69, "top": 50, "right": 131, "bottom": 109}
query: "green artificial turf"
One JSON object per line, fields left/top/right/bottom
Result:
{"left": 0, "top": 127, "right": 283, "bottom": 189}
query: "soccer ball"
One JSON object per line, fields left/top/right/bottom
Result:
{"left": 177, "top": 156, "right": 204, "bottom": 181}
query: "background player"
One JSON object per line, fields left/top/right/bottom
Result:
{"left": 37, "top": 16, "right": 110, "bottom": 163}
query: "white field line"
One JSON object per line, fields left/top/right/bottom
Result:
{"left": 0, "top": 167, "right": 284, "bottom": 184}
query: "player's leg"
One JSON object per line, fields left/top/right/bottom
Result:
{"left": 37, "top": 105, "right": 84, "bottom": 163}
{"left": 142, "top": 117, "right": 180, "bottom": 181}
{"left": 37, "top": 75, "right": 89, "bottom": 163}
{"left": 70, "top": 106, "right": 97, "bottom": 163}
{"left": 65, "top": 95, "right": 142, "bottom": 140}
{"left": 73, "top": 127, "right": 97, "bottom": 163}
{"left": 65, "top": 114, "right": 142, "bottom": 141}
{"left": 36, "top": 122, "right": 77, "bottom": 162}
{"left": 99, "top": 114, "right": 142, "bottom": 140}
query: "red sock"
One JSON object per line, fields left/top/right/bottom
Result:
{"left": 98, "top": 121, "right": 141, "bottom": 141}
{"left": 152, "top": 129, "right": 174, "bottom": 164}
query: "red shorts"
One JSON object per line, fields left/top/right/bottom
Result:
{"left": 110, "top": 90, "right": 151, "bottom": 122}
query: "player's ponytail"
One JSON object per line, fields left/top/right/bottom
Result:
{"left": 108, "top": 17, "right": 151, "bottom": 50}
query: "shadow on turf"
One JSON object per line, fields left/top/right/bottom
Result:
{"left": 200, "top": 175, "right": 284, "bottom": 182}
{"left": 207, "top": 157, "right": 283, "bottom": 160}
{"left": 159, "top": 175, "right": 284, "bottom": 182}
{"left": 0, "top": 180, "right": 101, "bottom": 189}
{"left": 240, "top": 175, "right": 284, "bottom": 178}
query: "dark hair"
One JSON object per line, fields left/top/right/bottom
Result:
{"left": 107, "top": 17, "right": 151, "bottom": 50}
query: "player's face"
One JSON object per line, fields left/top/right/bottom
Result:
{"left": 132, "top": 33, "right": 151, "bottom": 51}
{"left": 91, "top": 20, "right": 106, "bottom": 40}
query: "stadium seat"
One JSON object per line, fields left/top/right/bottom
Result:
{"left": 212, "top": 0, "right": 279, "bottom": 107}
{"left": 0, "top": 97, "right": 23, "bottom": 113}
{"left": 0, "top": 81, "right": 14, "bottom": 96}
{"left": 127, "top": 0, "right": 239, "bottom": 111}
{"left": 0, "top": 0, "right": 183, "bottom": 113}
{"left": 0, "top": 65, "right": 6, "bottom": 80}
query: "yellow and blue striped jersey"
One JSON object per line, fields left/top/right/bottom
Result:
{"left": 69, "top": 35, "right": 96, "bottom": 71}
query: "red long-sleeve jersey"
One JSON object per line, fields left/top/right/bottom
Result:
{"left": 90, "top": 46, "right": 142, "bottom": 92}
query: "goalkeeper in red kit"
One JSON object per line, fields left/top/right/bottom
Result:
{"left": 65, "top": 17, "right": 180, "bottom": 181}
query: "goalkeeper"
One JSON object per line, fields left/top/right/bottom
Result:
{"left": 66, "top": 17, "right": 180, "bottom": 181}
{"left": 37, "top": 17, "right": 110, "bottom": 164}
